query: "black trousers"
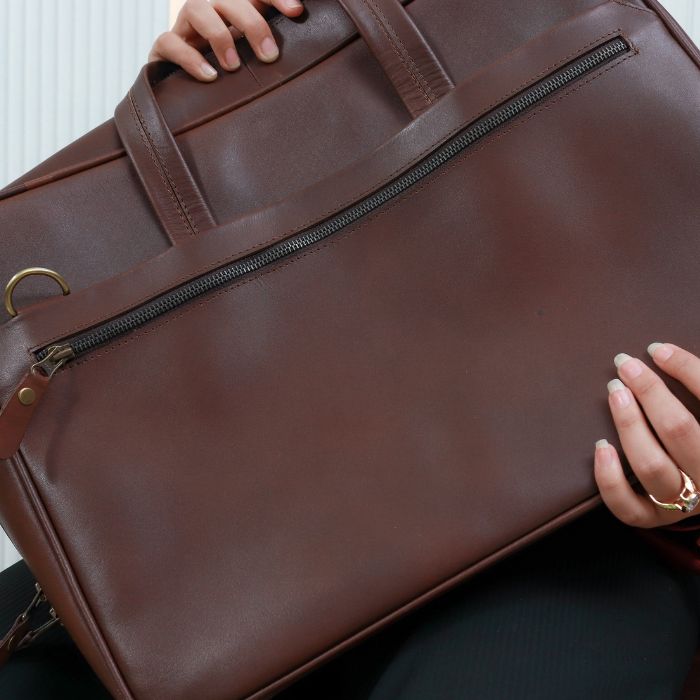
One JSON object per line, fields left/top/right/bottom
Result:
{"left": 1, "top": 505, "right": 699, "bottom": 699}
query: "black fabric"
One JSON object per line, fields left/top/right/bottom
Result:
{"left": 1, "top": 505, "right": 699, "bottom": 699}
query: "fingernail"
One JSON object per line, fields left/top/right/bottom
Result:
{"left": 607, "top": 378, "right": 631, "bottom": 407}
{"left": 285, "top": 0, "right": 303, "bottom": 7}
{"left": 613, "top": 352, "right": 632, "bottom": 368}
{"left": 260, "top": 36, "right": 279, "bottom": 61}
{"left": 648, "top": 342, "right": 673, "bottom": 361}
{"left": 225, "top": 48, "right": 240, "bottom": 70}
{"left": 201, "top": 62, "right": 217, "bottom": 78}
{"left": 614, "top": 352, "right": 642, "bottom": 379}
{"left": 595, "top": 439, "right": 612, "bottom": 466}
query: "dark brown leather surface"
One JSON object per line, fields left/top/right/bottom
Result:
{"left": 1, "top": 1, "right": 698, "bottom": 699}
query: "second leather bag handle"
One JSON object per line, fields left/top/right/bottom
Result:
{"left": 114, "top": 0, "right": 454, "bottom": 246}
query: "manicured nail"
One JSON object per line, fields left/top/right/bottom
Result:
{"left": 648, "top": 342, "right": 673, "bottom": 361}
{"left": 613, "top": 352, "right": 631, "bottom": 368}
{"left": 607, "top": 378, "right": 630, "bottom": 407}
{"left": 260, "top": 36, "right": 279, "bottom": 61}
{"left": 225, "top": 48, "right": 240, "bottom": 70}
{"left": 614, "top": 352, "right": 642, "bottom": 379}
{"left": 595, "top": 439, "right": 612, "bottom": 466}
{"left": 201, "top": 62, "right": 217, "bottom": 78}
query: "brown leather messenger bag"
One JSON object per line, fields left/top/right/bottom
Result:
{"left": 0, "top": 0, "right": 699, "bottom": 697}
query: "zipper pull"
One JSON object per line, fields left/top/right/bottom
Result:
{"left": 0, "top": 344, "right": 74, "bottom": 459}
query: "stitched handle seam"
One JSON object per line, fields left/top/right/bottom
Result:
{"left": 127, "top": 95, "right": 193, "bottom": 240}
{"left": 131, "top": 97, "right": 200, "bottom": 236}
{"left": 361, "top": 0, "right": 433, "bottom": 105}
{"left": 366, "top": 0, "right": 437, "bottom": 101}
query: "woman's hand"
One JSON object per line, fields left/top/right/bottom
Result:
{"left": 148, "top": 0, "right": 304, "bottom": 82}
{"left": 594, "top": 342, "right": 700, "bottom": 528}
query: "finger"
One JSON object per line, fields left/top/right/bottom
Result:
{"left": 212, "top": 0, "right": 280, "bottom": 62}
{"left": 149, "top": 31, "right": 219, "bottom": 81}
{"left": 614, "top": 352, "right": 700, "bottom": 479}
{"left": 182, "top": 0, "right": 241, "bottom": 70}
{"left": 647, "top": 341, "right": 700, "bottom": 397}
{"left": 593, "top": 439, "right": 673, "bottom": 528}
{"left": 606, "top": 377, "right": 685, "bottom": 504}
{"left": 252, "top": 0, "right": 305, "bottom": 17}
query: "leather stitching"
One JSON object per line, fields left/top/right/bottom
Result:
{"left": 131, "top": 97, "right": 200, "bottom": 236}
{"left": 57, "top": 51, "right": 633, "bottom": 369}
{"left": 361, "top": 0, "right": 433, "bottom": 105}
{"left": 29, "top": 30, "right": 632, "bottom": 348}
{"left": 368, "top": 0, "right": 437, "bottom": 101}
{"left": 366, "top": 0, "right": 438, "bottom": 101}
{"left": 127, "top": 95, "right": 193, "bottom": 240}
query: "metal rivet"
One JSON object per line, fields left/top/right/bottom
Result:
{"left": 17, "top": 387, "right": 36, "bottom": 406}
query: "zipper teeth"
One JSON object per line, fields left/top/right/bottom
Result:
{"left": 37, "top": 37, "right": 629, "bottom": 362}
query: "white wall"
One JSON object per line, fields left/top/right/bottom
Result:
{"left": 1, "top": 2, "right": 700, "bottom": 570}
{"left": 0, "top": 0, "right": 170, "bottom": 188}
{"left": 664, "top": 0, "right": 700, "bottom": 39}
{"left": 0, "top": 0, "right": 170, "bottom": 569}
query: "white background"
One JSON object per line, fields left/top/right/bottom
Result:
{"left": 1, "top": 1, "right": 699, "bottom": 569}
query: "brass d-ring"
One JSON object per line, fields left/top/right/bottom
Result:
{"left": 4, "top": 267, "right": 71, "bottom": 318}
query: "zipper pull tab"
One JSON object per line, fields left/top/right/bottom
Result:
{"left": 0, "top": 344, "right": 74, "bottom": 459}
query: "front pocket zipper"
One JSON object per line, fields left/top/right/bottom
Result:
{"left": 0, "top": 36, "right": 631, "bottom": 457}
{"left": 34, "top": 36, "right": 629, "bottom": 371}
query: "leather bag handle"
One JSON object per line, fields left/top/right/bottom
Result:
{"left": 114, "top": 0, "right": 453, "bottom": 246}
{"left": 336, "top": 0, "right": 453, "bottom": 117}
{"left": 114, "top": 61, "right": 217, "bottom": 246}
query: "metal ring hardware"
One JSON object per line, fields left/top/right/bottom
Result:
{"left": 4, "top": 267, "right": 71, "bottom": 318}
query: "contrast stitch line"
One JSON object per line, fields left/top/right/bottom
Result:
{"left": 365, "top": 0, "right": 437, "bottom": 102}
{"left": 59, "top": 52, "right": 633, "bottom": 370}
{"left": 127, "top": 95, "right": 192, "bottom": 240}
{"left": 131, "top": 98, "right": 199, "bottom": 236}
{"left": 31, "top": 31, "right": 630, "bottom": 348}
{"left": 361, "top": 0, "right": 433, "bottom": 105}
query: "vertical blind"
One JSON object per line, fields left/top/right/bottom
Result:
{"left": 0, "top": 0, "right": 169, "bottom": 569}
{"left": 0, "top": 0, "right": 169, "bottom": 188}
{"left": 1, "top": 2, "right": 700, "bottom": 570}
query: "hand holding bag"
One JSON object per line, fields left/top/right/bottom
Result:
{"left": 1, "top": 1, "right": 700, "bottom": 698}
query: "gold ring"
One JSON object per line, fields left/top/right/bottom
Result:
{"left": 4, "top": 267, "right": 71, "bottom": 318}
{"left": 648, "top": 467, "right": 700, "bottom": 513}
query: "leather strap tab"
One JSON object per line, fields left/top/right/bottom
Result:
{"left": 337, "top": 0, "right": 453, "bottom": 118}
{"left": 0, "top": 370, "right": 50, "bottom": 460}
{"left": 114, "top": 63, "right": 217, "bottom": 246}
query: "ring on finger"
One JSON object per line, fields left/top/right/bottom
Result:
{"left": 647, "top": 467, "right": 700, "bottom": 513}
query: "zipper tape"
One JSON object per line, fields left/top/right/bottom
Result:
{"left": 35, "top": 37, "right": 630, "bottom": 369}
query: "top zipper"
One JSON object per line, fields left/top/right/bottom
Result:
{"left": 0, "top": 36, "right": 630, "bottom": 458}
{"left": 32, "top": 36, "right": 629, "bottom": 374}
